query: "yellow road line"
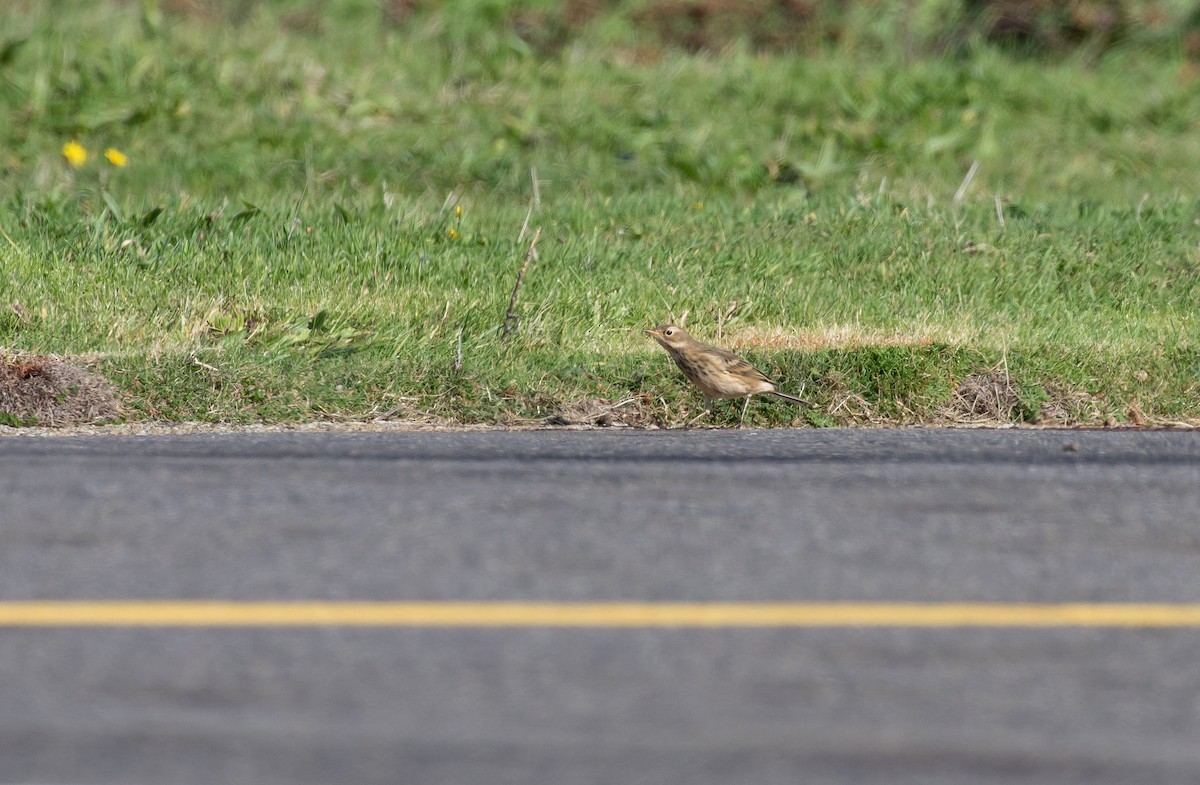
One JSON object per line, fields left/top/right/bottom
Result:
{"left": 2, "top": 602, "right": 1200, "bottom": 627}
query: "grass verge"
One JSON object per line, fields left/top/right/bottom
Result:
{"left": 0, "top": 1, "right": 1196, "bottom": 428}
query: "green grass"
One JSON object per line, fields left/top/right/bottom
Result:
{"left": 1, "top": 0, "right": 1197, "bottom": 427}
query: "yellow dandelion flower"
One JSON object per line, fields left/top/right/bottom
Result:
{"left": 455, "top": 204, "right": 463, "bottom": 217}
{"left": 62, "top": 141, "right": 88, "bottom": 168}
{"left": 104, "top": 148, "right": 129, "bottom": 167}
{"left": 447, "top": 227, "right": 460, "bottom": 240}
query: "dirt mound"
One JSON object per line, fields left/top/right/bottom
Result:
{"left": 0, "top": 352, "right": 121, "bottom": 426}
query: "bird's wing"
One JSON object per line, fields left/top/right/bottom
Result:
{"left": 707, "top": 346, "right": 773, "bottom": 384}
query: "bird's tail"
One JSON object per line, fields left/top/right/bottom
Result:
{"left": 767, "top": 388, "right": 810, "bottom": 407}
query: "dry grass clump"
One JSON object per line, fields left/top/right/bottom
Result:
{"left": 0, "top": 352, "right": 121, "bottom": 426}
{"left": 944, "top": 372, "right": 1021, "bottom": 423}
{"left": 1036, "top": 382, "right": 1106, "bottom": 426}
{"left": 546, "top": 397, "right": 657, "bottom": 427}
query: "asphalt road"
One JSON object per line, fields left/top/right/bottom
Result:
{"left": 2, "top": 428, "right": 1200, "bottom": 784}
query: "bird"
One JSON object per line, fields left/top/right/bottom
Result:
{"left": 645, "top": 324, "right": 808, "bottom": 426}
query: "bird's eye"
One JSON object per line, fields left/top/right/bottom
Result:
{"left": 665, "top": 329, "right": 673, "bottom": 336}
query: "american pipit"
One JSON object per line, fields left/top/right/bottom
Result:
{"left": 645, "top": 324, "right": 808, "bottom": 426}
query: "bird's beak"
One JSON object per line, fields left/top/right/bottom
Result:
{"left": 644, "top": 327, "right": 662, "bottom": 337}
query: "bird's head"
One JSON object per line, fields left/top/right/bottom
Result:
{"left": 645, "top": 324, "right": 692, "bottom": 350}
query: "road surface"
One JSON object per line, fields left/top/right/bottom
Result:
{"left": 1, "top": 428, "right": 1199, "bottom": 784}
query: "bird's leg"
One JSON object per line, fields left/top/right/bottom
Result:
{"left": 686, "top": 396, "right": 714, "bottom": 427}
{"left": 738, "top": 394, "right": 753, "bottom": 427}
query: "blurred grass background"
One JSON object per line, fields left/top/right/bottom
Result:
{"left": 0, "top": 0, "right": 1197, "bottom": 426}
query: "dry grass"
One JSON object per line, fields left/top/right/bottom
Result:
{"left": 0, "top": 352, "right": 121, "bottom": 426}
{"left": 1036, "top": 382, "right": 1106, "bottom": 426}
{"left": 729, "top": 325, "right": 959, "bottom": 352}
{"left": 944, "top": 372, "right": 1021, "bottom": 424}
{"left": 546, "top": 397, "right": 658, "bottom": 427}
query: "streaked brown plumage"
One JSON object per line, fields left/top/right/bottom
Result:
{"left": 645, "top": 324, "right": 808, "bottom": 426}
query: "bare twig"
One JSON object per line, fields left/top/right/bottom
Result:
{"left": 502, "top": 227, "right": 541, "bottom": 342}
{"left": 953, "top": 160, "right": 979, "bottom": 205}
{"left": 372, "top": 406, "right": 402, "bottom": 422}
{"left": 373, "top": 397, "right": 418, "bottom": 422}
{"left": 517, "top": 205, "right": 533, "bottom": 243}
{"left": 191, "top": 356, "right": 220, "bottom": 374}
{"left": 715, "top": 300, "right": 740, "bottom": 341}
{"left": 995, "top": 195, "right": 1006, "bottom": 230}
{"left": 0, "top": 218, "right": 28, "bottom": 258}
{"left": 453, "top": 326, "right": 464, "bottom": 373}
{"left": 429, "top": 299, "right": 451, "bottom": 340}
